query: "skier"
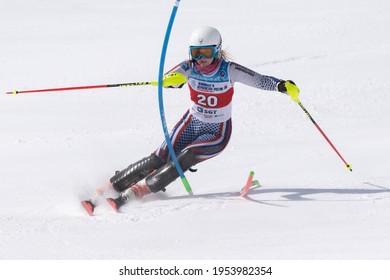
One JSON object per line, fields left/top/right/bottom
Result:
{"left": 102, "top": 26, "right": 299, "bottom": 211}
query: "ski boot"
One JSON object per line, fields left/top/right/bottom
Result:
{"left": 106, "top": 181, "right": 151, "bottom": 212}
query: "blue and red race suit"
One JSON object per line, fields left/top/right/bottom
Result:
{"left": 155, "top": 59, "right": 281, "bottom": 163}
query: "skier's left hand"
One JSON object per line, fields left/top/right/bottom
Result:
{"left": 277, "top": 80, "right": 300, "bottom": 102}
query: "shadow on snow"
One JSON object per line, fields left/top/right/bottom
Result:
{"left": 160, "top": 183, "right": 390, "bottom": 207}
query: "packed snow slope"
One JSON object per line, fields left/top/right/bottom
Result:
{"left": 0, "top": 0, "right": 389, "bottom": 259}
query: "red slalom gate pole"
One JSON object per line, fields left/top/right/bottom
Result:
{"left": 240, "top": 171, "right": 255, "bottom": 197}
{"left": 297, "top": 100, "right": 352, "bottom": 172}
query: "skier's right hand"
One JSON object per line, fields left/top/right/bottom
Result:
{"left": 150, "top": 72, "right": 187, "bottom": 88}
{"left": 163, "top": 72, "right": 187, "bottom": 88}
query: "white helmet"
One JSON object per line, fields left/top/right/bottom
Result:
{"left": 189, "top": 26, "right": 222, "bottom": 59}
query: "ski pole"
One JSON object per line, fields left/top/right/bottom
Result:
{"left": 5, "top": 82, "right": 150, "bottom": 95}
{"left": 297, "top": 100, "right": 352, "bottom": 172}
{"left": 5, "top": 72, "right": 187, "bottom": 95}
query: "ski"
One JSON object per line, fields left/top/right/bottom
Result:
{"left": 106, "top": 197, "right": 127, "bottom": 212}
{"left": 81, "top": 188, "right": 104, "bottom": 216}
{"left": 81, "top": 187, "right": 128, "bottom": 216}
{"left": 80, "top": 200, "right": 94, "bottom": 216}
{"left": 82, "top": 177, "right": 261, "bottom": 216}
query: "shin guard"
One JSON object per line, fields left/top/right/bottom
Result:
{"left": 146, "top": 149, "right": 197, "bottom": 193}
{"left": 110, "top": 154, "right": 163, "bottom": 192}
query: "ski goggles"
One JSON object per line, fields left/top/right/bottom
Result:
{"left": 190, "top": 46, "right": 218, "bottom": 60}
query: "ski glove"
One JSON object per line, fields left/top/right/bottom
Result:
{"left": 150, "top": 72, "right": 187, "bottom": 88}
{"left": 164, "top": 73, "right": 185, "bottom": 88}
{"left": 277, "top": 80, "right": 300, "bottom": 102}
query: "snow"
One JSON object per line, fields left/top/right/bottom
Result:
{"left": 1, "top": 0, "right": 390, "bottom": 270}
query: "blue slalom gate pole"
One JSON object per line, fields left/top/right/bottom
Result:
{"left": 157, "top": 0, "right": 193, "bottom": 195}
